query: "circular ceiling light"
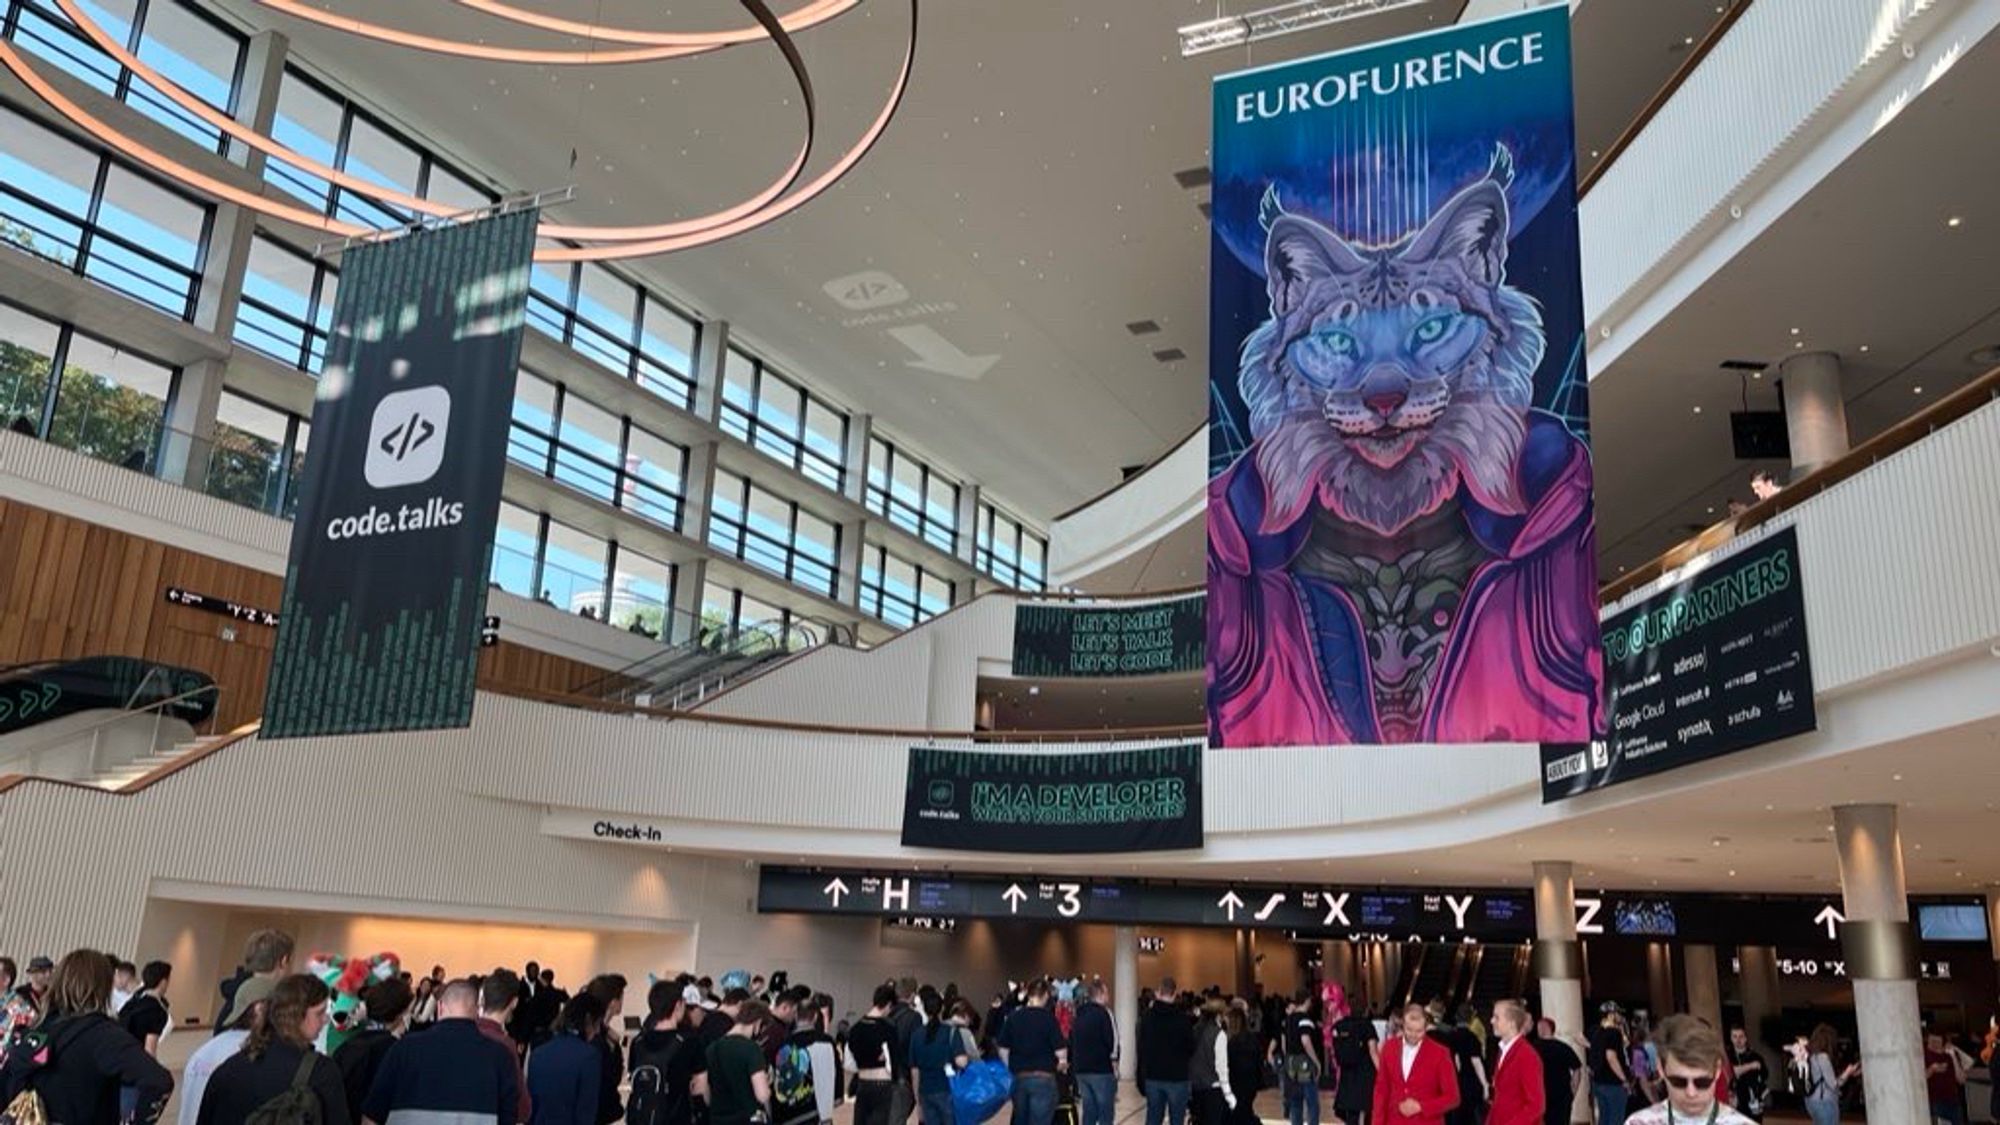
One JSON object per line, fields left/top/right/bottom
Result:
{"left": 447, "top": 0, "right": 857, "bottom": 47}
{"left": 14, "top": 0, "right": 916, "bottom": 261}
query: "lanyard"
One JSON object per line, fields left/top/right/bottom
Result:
{"left": 1665, "top": 1104, "right": 1720, "bottom": 1125}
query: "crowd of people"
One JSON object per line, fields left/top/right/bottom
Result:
{"left": 3, "top": 938, "right": 1994, "bottom": 1125}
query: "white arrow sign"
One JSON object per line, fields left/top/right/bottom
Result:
{"left": 1814, "top": 905, "right": 1846, "bottom": 941}
{"left": 1254, "top": 893, "right": 1287, "bottom": 921}
{"left": 889, "top": 324, "right": 999, "bottom": 380}
{"left": 1218, "top": 891, "right": 1246, "bottom": 921}
{"left": 1003, "top": 884, "right": 1028, "bottom": 914}
{"left": 823, "top": 877, "right": 849, "bottom": 906}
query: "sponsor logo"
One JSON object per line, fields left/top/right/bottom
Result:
{"left": 365, "top": 386, "right": 450, "bottom": 489}
{"left": 823, "top": 270, "right": 910, "bottom": 310}
{"left": 1545, "top": 750, "right": 1588, "bottom": 783}
{"left": 927, "top": 780, "right": 955, "bottom": 806}
{"left": 1590, "top": 741, "right": 1611, "bottom": 770}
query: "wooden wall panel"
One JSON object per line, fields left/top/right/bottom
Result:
{"left": 0, "top": 497, "right": 618, "bottom": 730}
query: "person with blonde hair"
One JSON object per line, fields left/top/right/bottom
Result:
{"left": 1621, "top": 1014, "right": 1758, "bottom": 1124}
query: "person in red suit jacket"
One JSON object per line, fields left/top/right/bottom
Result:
{"left": 1485, "top": 1000, "right": 1546, "bottom": 1125}
{"left": 1374, "top": 1004, "right": 1461, "bottom": 1124}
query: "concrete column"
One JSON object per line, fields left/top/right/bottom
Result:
{"left": 681, "top": 441, "right": 720, "bottom": 543}
{"left": 1533, "top": 861, "right": 1586, "bottom": 1042}
{"left": 1780, "top": 351, "right": 1850, "bottom": 477}
{"left": 956, "top": 481, "right": 982, "bottom": 565}
{"left": 690, "top": 319, "right": 729, "bottom": 425}
{"left": 230, "top": 29, "right": 288, "bottom": 173}
{"left": 1114, "top": 926, "right": 1138, "bottom": 1082}
{"left": 1832, "top": 803, "right": 1927, "bottom": 1123}
{"left": 1683, "top": 944, "right": 1722, "bottom": 1035}
{"left": 668, "top": 557, "right": 708, "bottom": 646}
{"left": 191, "top": 31, "right": 287, "bottom": 337}
{"left": 1235, "top": 929, "right": 1254, "bottom": 996}
{"left": 841, "top": 412, "right": 871, "bottom": 505}
{"left": 836, "top": 517, "right": 867, "bottom": 607}
{"left": 159, "top": 358, "right": 227, "bottom": 490}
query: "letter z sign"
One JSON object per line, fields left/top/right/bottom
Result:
{"left": 366, "top": 386, "right": 450, "bottom": 489}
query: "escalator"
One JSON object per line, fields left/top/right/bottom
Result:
{"left": 0, "top": 656, "right": 216, "bottom": 737}
{"left": 571, "top": 618, "right": 838, "bottom": 709}
{"left": 1464, "top": 943, "right": 1529, "bottom": 1013}
{"left": 1403, "top": 943, "right": 1459, "bottom": 1009}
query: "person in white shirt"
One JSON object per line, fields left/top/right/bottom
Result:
{"left": 111, "top": 960, "right": 138, "bottom": 1016}
{"left": 1622, "top": 1015, "right": 1758, "bottom": 1125}
{"left": 178, "top": 975, "right": 276, "bottom": 1125}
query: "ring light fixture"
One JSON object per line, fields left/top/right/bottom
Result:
{"left": 6, "top": 0, "right": 915, "bottom": 260}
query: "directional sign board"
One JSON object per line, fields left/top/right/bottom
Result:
{"left": 757, "top": 868, "right": 1987, "bottom": 949}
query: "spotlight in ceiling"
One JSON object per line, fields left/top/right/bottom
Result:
{"left": 1179, "top": 0, "right": 1429, "bottom": 57}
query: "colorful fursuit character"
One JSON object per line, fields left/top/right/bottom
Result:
{"left": 306, "top": 951, "right": 401, "bottom": 1052}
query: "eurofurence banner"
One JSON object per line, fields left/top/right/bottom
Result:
{"left": 262, "top": 210, "right": 536, "bottom": 739}
{"left": 902, "top": 744, "right": 1204, "bottom": 853}
{"left": 1207, "top": 9, "right": 1603, "bottom": 747}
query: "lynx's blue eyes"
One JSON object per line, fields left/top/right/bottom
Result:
{"left": 1411, "top": 314, "right": 1454, "bottom": 346}
{"left": 1315, "top": 330, "right": 1358, "bottom": 357}
{"left": 1286, "top": 329, "right": 1360, "bottom": 385}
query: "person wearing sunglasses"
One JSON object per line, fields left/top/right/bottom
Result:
{"left": 1621, "top": 1015, "right": 1757, "bottom": 1124}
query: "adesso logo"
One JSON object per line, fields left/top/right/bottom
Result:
{"left": 365, "top": 386, "right": 450, "bottom": 489}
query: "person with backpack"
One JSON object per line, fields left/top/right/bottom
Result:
{"left": 1268, "top": 989, "right": 1321, "bottom": 1125}
{"left": 908, "top": 1001, "right": 974, "bottom": 1125}
{"left": 1, "top": 948, "right": 172, "bottom": 1125}
{"left": 334, "top": 978, "right": 413, "bottom": 1125}
{"left": 771, "top": 999, "right": 837, "bottom": 1125}
{"left": 195, "top": 973, "right": 349, "bottom": 1125}
{"left": 704, "top": 1001, "right": 772, "bottom": 1125}
{"left": 1189, "top": 1000, "right": 1236, "bottom": 1125}
{"left": 526, "top": 993, "right": 603, "bottom": 1125}
{"left": 627, "top": 982, "right": 706, "bottom": 1125}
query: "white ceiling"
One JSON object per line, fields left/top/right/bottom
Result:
{"left": 202, "top": 0, "right": 1731, "bottom": 526}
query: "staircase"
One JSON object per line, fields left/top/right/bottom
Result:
{"left": 86, "top": 732, "right": 230, "bottom": 791}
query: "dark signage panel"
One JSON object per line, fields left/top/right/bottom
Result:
{"left": 761, "top": 868, "right": 1986, "bottom": 950}
{"left": 902, "top": 744, "right": 1203, "bottom": 853}
{"left": 1542, "top": 527, "right": 1815, "bottom": 800}
{"left": 1012, "top": 597, "right": 1204, "bottom": 678}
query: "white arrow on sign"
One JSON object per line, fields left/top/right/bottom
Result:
{"left": 1814, "top": 905, "right": 1846, "bottom": 941}
{"left": 889, "top": 324, "right": 999, "bottom": 380}
{"left": 823, "top": 877, "right": 849, "bottom": 907}
{"left": 1003, "top": 884, "right": 1028, "bottom": 915}
{"left": 1218, "top": 891, "right": 1246, "bottom": 921}
{"left": 1254, "top": 893, "right": 1287, "bottom": 921}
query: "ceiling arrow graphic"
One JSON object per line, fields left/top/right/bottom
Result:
{"left": 889, "top": 324, "right": 999, "bottom": 380}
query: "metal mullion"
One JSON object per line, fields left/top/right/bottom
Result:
{"left": 601, "top": 538, "right": 618, "bottom": 623}
{"left": 74, "top": 155, "right": 111, "bottom": 282}
{"left": 545, "top": 380, "right": 567, "bottom": 479}
{"left": 271, "top": 411, "right": 299, "bottom": 515}
{"left": 329, "top": 95, "right": 356, "bottom": 219}
{"left": 34, "top": 322, "right": 72, "bottom": 438}
{"left": 111, "top": 0, "right": 148, "bottom": 103}
{"left": 530, "top": 511, "right": 550, "bottom": 603}
{"left": 612, "top": 413, "right": 632, "bottom": 514}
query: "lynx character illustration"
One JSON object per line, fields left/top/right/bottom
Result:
{"left": 1208, "top": 148, "right": 1602, "bottom": 745}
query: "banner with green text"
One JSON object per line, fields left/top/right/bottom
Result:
{"left": 262, "top": 210, "right": 536, "bottom": 739}
{"left": 902, "top": 744, "right": 1204, "bottom": 853}
{"left": 1012, "top": 596, "right": 1204, "bottom": 678}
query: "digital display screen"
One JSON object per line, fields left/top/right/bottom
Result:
{"left": 1361, "top": 895, "right": 1412, "bottom": 928}
{"left": 1614, "top": 898, "right": 1678, "bottom": 936}
{"left": 1918, "top": 904, "right": 1988, "bottom": 942}
{"left": 1484, "top": 898, "right": 1527, "bottom": 924}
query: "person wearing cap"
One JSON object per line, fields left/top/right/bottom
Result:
{"left": 1588, "top": 1006, "right": 1633, "bottom": 1125}
{"left": 24, "top": 954, "right": 54, "bottom": 1007}
{"left": 214, "top": 930, "right": 293, "bottom": 1036}
{"left": 627, "top": 980, "right": 709, "bottom": 1125}
{"left": 179, "top": 974, "right": 277, "bottom": 1125}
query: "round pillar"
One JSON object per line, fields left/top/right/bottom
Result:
{"left": 1832, "top": 804, "right": 1927, "bottom": 1122}
{"left": 1533, "top": 860, "right": 1585, "bottom": 1041}
{"left": 1780, "top": 351, "right": 1850, "bottom": 476}
{"left": 1113, "top": 925, "right": 1138, "bottom": 1082}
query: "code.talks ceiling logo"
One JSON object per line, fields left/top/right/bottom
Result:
{"left": 365, "top": 385, "right": 450, "bottom": 489}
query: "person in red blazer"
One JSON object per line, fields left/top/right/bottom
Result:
{"left": 1374, "top": 1004, "right": 1461, "bottom": 1124}
{"left": 1486, "top": 999, "right": 1547, "bottom": 1125}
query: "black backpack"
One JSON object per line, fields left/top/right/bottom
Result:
{"left": 627, "top": 1035, "right": 686, "bottom": 1125}
{"left": 243, "top": 1053, "right": 323, "bottom": 1125}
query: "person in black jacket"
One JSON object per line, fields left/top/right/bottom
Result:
{"left": 198, "top": 974, "right": 349, "bottom": 1125}
{"left": 1070, "top": 981, "right": 1118, "bottom": 1125}
{"left": 19, "top": 949, "right": 173, "bottom": 1125}
{"left": 334, "top": 977, "right": 414, "bottom": 1125}
{"left": 1139, "top": 979, "right": 1196, "bottom": 1125}
{"left": 584, "top": 975, "right": 628, "bottom": 1125}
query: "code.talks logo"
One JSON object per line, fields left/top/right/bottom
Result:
{"left": 365, "top": 386, "right": 449, "bottom": 489}
{"left": 927, "top": 780, "right": 955, "bottom": 807}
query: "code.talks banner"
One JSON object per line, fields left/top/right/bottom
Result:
{"left": 1540, "top": 527, "right": 1815, "bottom": 800}
{"left": 902, "top": 744, "right": 1204, "bottom": 853}
{"left": 1207, "top": 9, "right": 1603, "bottom": 747}
{"left": 262, "top": 210, "right": 536, "bottom": 739}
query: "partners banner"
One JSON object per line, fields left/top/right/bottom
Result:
{"left": 1541, "top": 527, "right": 1815, "bottom": 801}
{"left": 901, "top": 744, "right": 1203, "bottom": 853}
{"left": 1011, "top": 596, "right": 1204, "bottom": 677}
{"left": 262, "top": 210, "right": 536, "bottom": 739}
{"left": 1207, "top": 9, "right": 1602, "bottom": 746}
